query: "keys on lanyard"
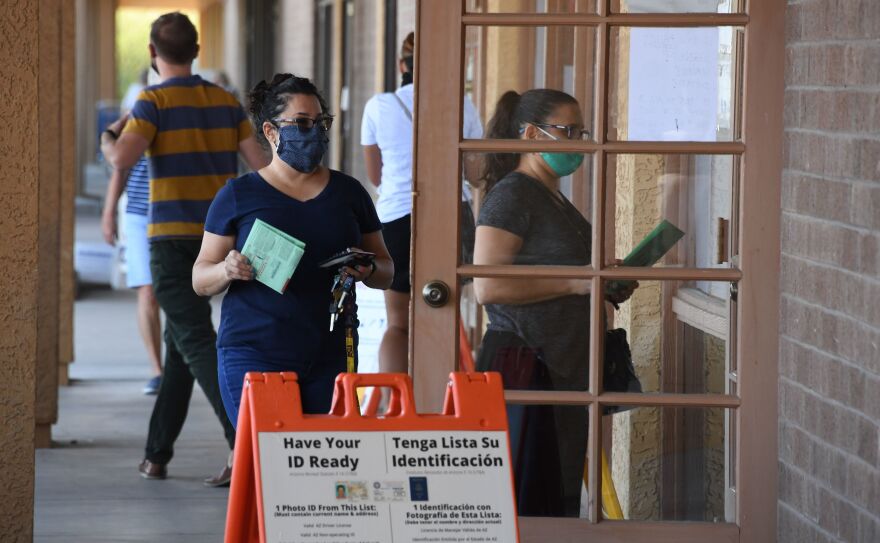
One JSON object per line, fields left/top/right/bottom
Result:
{"left": 329, "top": 272, "right": 355, "bottom": 332}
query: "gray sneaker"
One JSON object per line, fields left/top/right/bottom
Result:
{"left": 204, "top": 451, "right": 234, "bottom": 487}
{"left": 143, "top": 375, "right": 161, "bottom": 395}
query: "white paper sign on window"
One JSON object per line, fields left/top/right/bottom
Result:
{"left": 627, "top": 27, "right": 720, "bottom": 142}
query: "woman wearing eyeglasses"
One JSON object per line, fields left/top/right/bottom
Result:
{"left": 192, "top": 74, "right": 393, "bottom": 426}
{"left": 473, "top": 89, "right": 636, "bottom": 517}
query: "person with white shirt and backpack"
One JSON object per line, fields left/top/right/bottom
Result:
{"left": 361, "top": 32, "right": 483, "bottom": 375}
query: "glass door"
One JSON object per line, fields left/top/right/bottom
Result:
{"left": 410, "top": 1, "right": 783, "bottom": 540}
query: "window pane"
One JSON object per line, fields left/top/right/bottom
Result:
{"left": 601, "top": 280, "right": 734, "bottom": 395}
{"left": 464, "top": 25, "right": 597, "bottom": 140}
{"left": 503, "top": 403, "right": 591, "bottom": 518}
{"left": 458, "top": 151, "right": 595, "bottom": 394}
{"left": 461, "top": 152, "right": 594, "bottom": 267}
{"left": 606, "top": 154, "right": 736, "bottom": 268}
{"left": 466, "top": 0, "right": 598, "bottom": 14}
{"left": 610, "top": 0, "right": 745, "bottom": 13}
{"left": 608, "top": 27, "right": 743, "bottom": 141}
{"left": 458, "top": 303, "right": 596, "bottom": 519}
{"left": 460, "top": 274, "right": 592, "bottom": 394}
{"left": 602, "top": 406, "right": 735, "bottom": 522}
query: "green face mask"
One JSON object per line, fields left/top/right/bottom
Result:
{"left": 533, "top": 124, "right": 584, "bottom": 177}
{"left": 541, "top": 151, "right": 584, "bottom": 177}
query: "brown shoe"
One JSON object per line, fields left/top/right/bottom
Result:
{"left": 204, "top": 450, "right": 233, "bottom": 487}
{"left": 138, "top": 459, "right": 167, "bottom": 480}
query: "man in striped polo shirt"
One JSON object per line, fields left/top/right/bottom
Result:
{"left": 101, "top": 12, "right": 267, "bottom": 485}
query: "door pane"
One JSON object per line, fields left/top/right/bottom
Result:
{"left": 461, "top": 152, "right": 594, "bottom": 267}
{"left": 608, "top": 26, "right": 743, "bottom": 141}
{"left": 463, "top": 25, "right": 597, "bottom": 140}
{"left": 601, "top": 280, "right": 734, "bottom": 395}
{"left": 458, "top": 299, "right": 595, "bottom": 520}
{"left": 606, "top": 154, "right": 736, "bottom": 268}
{"left": 610, "top": 0, "right": 745, "bottom": 13}
{"left": 466, "top": 0, "right": 598, "bottom": 14}
{"left": 602, "top": 406, "right": 735, "bottom": 522}
{"left": 459, "top": 274, "right": 591, "bottom": 393}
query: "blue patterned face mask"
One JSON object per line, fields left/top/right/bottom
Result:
{"left": 275, "top": 124, "right": 328, "bottom": 173}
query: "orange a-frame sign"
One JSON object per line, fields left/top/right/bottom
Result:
{"left": 225, "top": 372, "right": 519, "bottom": 543}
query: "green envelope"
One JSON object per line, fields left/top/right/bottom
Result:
{"left": 240, "top": 219, "right": 306, "bottom": 294}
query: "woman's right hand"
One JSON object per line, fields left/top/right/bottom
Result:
{"left": 224, "top": 250, "right": 254, "bottom": 281}
{"left": 567, "top": 278, "right": 592, "bottom": 296}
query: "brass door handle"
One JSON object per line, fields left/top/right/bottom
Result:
{"left": 421, "top": 280, "right": 450, "bottom": 308}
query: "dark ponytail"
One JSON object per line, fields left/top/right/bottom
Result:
{"left": 247, "top": 73, "right": 330, "bottom": 147}
{"left": 480, "top": 88, "right": 579, "bottom": 192}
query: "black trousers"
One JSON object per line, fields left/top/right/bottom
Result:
{"left": 144, "top": 239, "right": 236, "bottom": 464}
{"left": 477, "top": 330, "right": 588, "bottom": 518}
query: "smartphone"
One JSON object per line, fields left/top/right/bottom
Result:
{"left": 318, "top": 248, "right": 376, "bottom": 269}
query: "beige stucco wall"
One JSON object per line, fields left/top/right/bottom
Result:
{"left": 611, "top": 155, "right": 665, "bottom": 519}
{"left": 0, "top": 0, "right": 40, "bottom": 537}
{"left": 59, "top": 0, "right": 77, "bottom": 382}
{"left": 35, "top": 0, "right": 64, "bottom": 447}
{"left": 608, "top": 26, "right": 659, "bottom": 520}
{"left": 704, "top": 335, "right": 726, "bottom": 518}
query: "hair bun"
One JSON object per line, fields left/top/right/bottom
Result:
{"left": 401, "top": 32, "right": 415, "bottom": 57}
{"left": 247, "top": 79, "right": 271, "bottom": 118}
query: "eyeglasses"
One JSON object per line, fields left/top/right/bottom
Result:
{"left": 273, "top": 115, "right": 334, "bottom": 132}
{"left": 532, "top": 122, "right": 591, "bottom": 141}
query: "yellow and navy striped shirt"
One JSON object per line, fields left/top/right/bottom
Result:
{"left": 122, "top": 75, "right": 252, "bottom": 240}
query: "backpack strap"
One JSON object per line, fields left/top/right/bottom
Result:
{"left": 391, "top": 91, "right": 413, "bottom": 122}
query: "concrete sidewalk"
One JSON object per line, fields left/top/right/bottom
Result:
{"left": 34, "top": 198, "right": 387, "bottom": 541}
{"left": 34, "top": 285, "right": 231, "bottom": 542}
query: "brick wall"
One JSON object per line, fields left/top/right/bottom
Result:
{"left": 779, "top": 1, "right": 880, "bottom": 542}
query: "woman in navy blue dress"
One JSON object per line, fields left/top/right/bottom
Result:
{"left": 193, "top": 74, "right": 393, "bottom": 426}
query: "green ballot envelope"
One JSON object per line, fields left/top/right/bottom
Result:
{"left": 240, "top": 219, "right": 305, "bottom": 294}
{"left": 609, "top": 220, "right": 686, "bottom": 293}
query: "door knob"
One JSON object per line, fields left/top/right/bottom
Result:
{"left": 421, "top": 280, "right": 450, "bottom": 308}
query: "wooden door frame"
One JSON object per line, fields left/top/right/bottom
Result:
{"left": 411, "top": 1, "right": 783, "bottom": 540}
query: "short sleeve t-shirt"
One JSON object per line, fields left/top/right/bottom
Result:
{"left": 123, "top": 75, "right": 253, "bottom": 240}
{"left": 477, "top": 172, "right": 592, "bottom": 387}
{"left": 125, "top": 157, "right": 150, "bottom": 216}
{"left": 361, "top": 84, "right": 484, "bottom": 223}
{"left": 204, "top": 170, "right": 382, "bottom": 360}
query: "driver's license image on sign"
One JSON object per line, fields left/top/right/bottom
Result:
{"left": 258, "top": 430, "right": 516, "bottom": 543}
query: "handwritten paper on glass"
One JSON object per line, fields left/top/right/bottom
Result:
{"left": 627, "top": 27, "right": 720, "bottom": 141}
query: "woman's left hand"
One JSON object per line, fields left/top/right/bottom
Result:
{"left": 606, "top": 281, "right": 639, "bottom": 305}
{"left": 605, "top": 259, "right": 639, "bottom": 305}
